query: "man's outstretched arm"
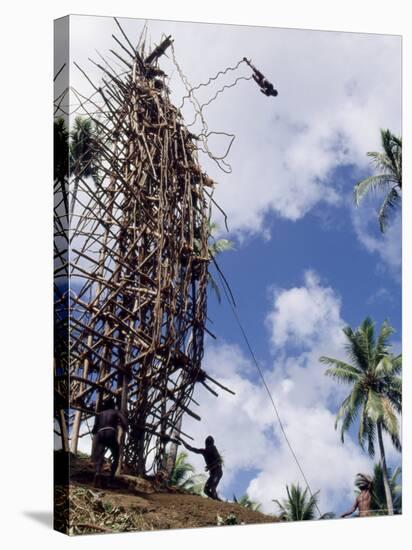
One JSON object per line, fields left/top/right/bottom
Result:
{"left": 341, "top": 498, "right": 359, "bottom": 518}
{"left": 181, "top": 440, "right": 204, "bottom": 455}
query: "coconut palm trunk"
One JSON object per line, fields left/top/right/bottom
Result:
{"left": 377, "top": 421, "right": 394, "bottom": 515}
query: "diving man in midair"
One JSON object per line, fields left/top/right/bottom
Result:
{"left": 243, "top": 57, "right": 278, "bottom": 97}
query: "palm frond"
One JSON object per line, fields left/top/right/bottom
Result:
{"left": 374, "top": 321, "right": 395, "bottom": 362}
{"left": 375, "top": 355, "right": 398, "bottom": 378}
{"left": 370, "top": 462, "right": 402, "bottom": 514}
{"left": 323, "top": 365, "right": 361, "bottom": 384}
{"left": 234, "top": 494, "right": 262, "bottom": 511}
{"left": 367, "top": 152, "right": 395, "bottom": 174}
{"left": 381, "top": 423, "right": 402, "bottom": 453}
{"left": 338, "top": 383, "right": 365, "bottom": 440}
{"left": 379, "top": 129, "right": 402, "bottom": 185}
{"left": 323, "top": 317, "right": 401, "bottom": 461}
{"left": 391, "top": 354, "right": 402, "bottom": 374}
{"left": 170, "top": 451, "right": 196, "bottom": 486}
{"left": 365, "top": 390, "right": 384, "bottom": 423}
{"left": 385, "top": 376, "right": 402, "bottom": 413}
{"left": 381, "top": 397, "right": 399, "bottom": 437}
{"left": 320, "top": 356, "right": 362, "bottom": 381}
{"left": 274, "top": 484, "right": 319, "bottom": 521}
{"left": 354, "top": 174, "right": 392, "bottom": 205}
{"left": 353, "top": 128, "right": 402, "bottom": 232}
{"left": 335, "top": 395, "right": 351, "bottom": 436}
{"left": 342, "top": 324, "right": 371, "bottom": 372}
{"left": 359, "top": 317, "right": 375, "bottom": 368}
{"left": 358, "top": 403, "right": 376, "bottom": 457}
{"left": 378, "top": 186, "right": 401, "bottom": 232}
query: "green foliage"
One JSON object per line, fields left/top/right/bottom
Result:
{"left": 54, "top": 116, "right": 99, "bottom": 179}
{"left": 102, "top": 501, "right": 114, "bottom": 513}
{"left": 369, "top": 463, "right": 402, "bottom": 515}
{"left": 69, "top": 116, "right": 99, "bottom": 179}
{"left": 273, "top": 484, "right": 321, "bottom": 521}
{"left": 354, "top": 128, "right": 402, "bottom": 232}
{"left": 320, "top": 317, "right": 402, "bottom": 457}
{"left": 321, "top": 318, "right": 401, "bottom": 514}
{"left": 54, "top": 116, "right": 100, "bottom": 218}
{"left": 216, "top": 513, "right": 242, "bottom": 526}
{"left": 169, "top": 451, "right": 207, "bottom": 495}
{"left": 233, "top": 493, "right": 262, "bottom": 512}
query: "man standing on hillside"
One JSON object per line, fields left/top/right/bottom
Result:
{"left": 181, "top": 435, "right": 223, "bottom": 500}
{"left": 91, "top": 397, "right": 128, "bottom": 487}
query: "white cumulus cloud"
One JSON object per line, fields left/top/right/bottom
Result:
{"left": 352, "top": 204, "right": 401, "bottom": 279}
{"left": 266, "top": 270, "right": 343, "bottom": 350}
{"left": 182, "top": 271, "right": 390, "bottom": 514}
{"left": 68, "top": 17, "right": 401, "bottom": 240}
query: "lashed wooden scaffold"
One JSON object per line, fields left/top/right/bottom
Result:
{"left": 54, "top": 21, "right": 235, "bottom": 476}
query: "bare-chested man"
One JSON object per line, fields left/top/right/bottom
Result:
{"left": 181, "top": 436, "right": 223, "bottom": 500}
{"left": 243, "top": 57, "right": 278, "bottom": 97}
{"left": 341, "top": 474, "right": 373, "bottom": 518}
{"left": 91, "top": 397, "right": 127, "bottom": 487}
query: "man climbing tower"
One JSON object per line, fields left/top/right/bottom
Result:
{"left": 91, "top": 396, "right": 128, "bottom": 487}
{"left": 181, "top": 435, "right": 223, "bottom": 500}
{"left": 243, "top": 57, "right": 278, "bottom": 97}
{"left": 341, "top": 473, "right": 373, "bottom": 518}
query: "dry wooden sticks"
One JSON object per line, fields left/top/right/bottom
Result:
{"left": 54, "top": 26, "right": 234, "bottom": 476}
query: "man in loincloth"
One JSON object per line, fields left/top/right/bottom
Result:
{"left": 91, "top": 397, "right": 128, "bottom": 487}
{"left": 341, "top": 473, "right": 373, "bottom": 518}
{"left": 181, "top": 435, "right": 223, "bottom": 500}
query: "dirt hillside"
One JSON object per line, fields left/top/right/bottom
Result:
{"left": 55, "top": 453, "right": 279, "bottom": 535}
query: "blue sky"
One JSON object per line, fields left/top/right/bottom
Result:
{"left": 198, "top": 165, "right": 402, "bottom": 513}
{"left": 208, "top": 167, "right": 401, "bottom": 349}
{"left": 69, "top": 15, "right": 402, "bottom": 517}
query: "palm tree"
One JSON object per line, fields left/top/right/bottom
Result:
{"left": 369, "top": 463, "right": 402, "bottom": 515}
{"left": 233, "top": 493, "right": 262, "bottom": 512}
{"left": 354, "top": 128, "right": 402, "bottom": 232}
{"left": 273, "top": 484, "right": 321, "bottom": 521}
{"left": 168, "top": 451, "right": 207, "bottom": 495}
{"left": 69, "top": 116, "right": 99, "bottom": 217}
{"left": 319, "top": 317, "right": 402, "bottom": 515}
{"left": 69, "top": 117, "right": 98, "bottom": 177}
